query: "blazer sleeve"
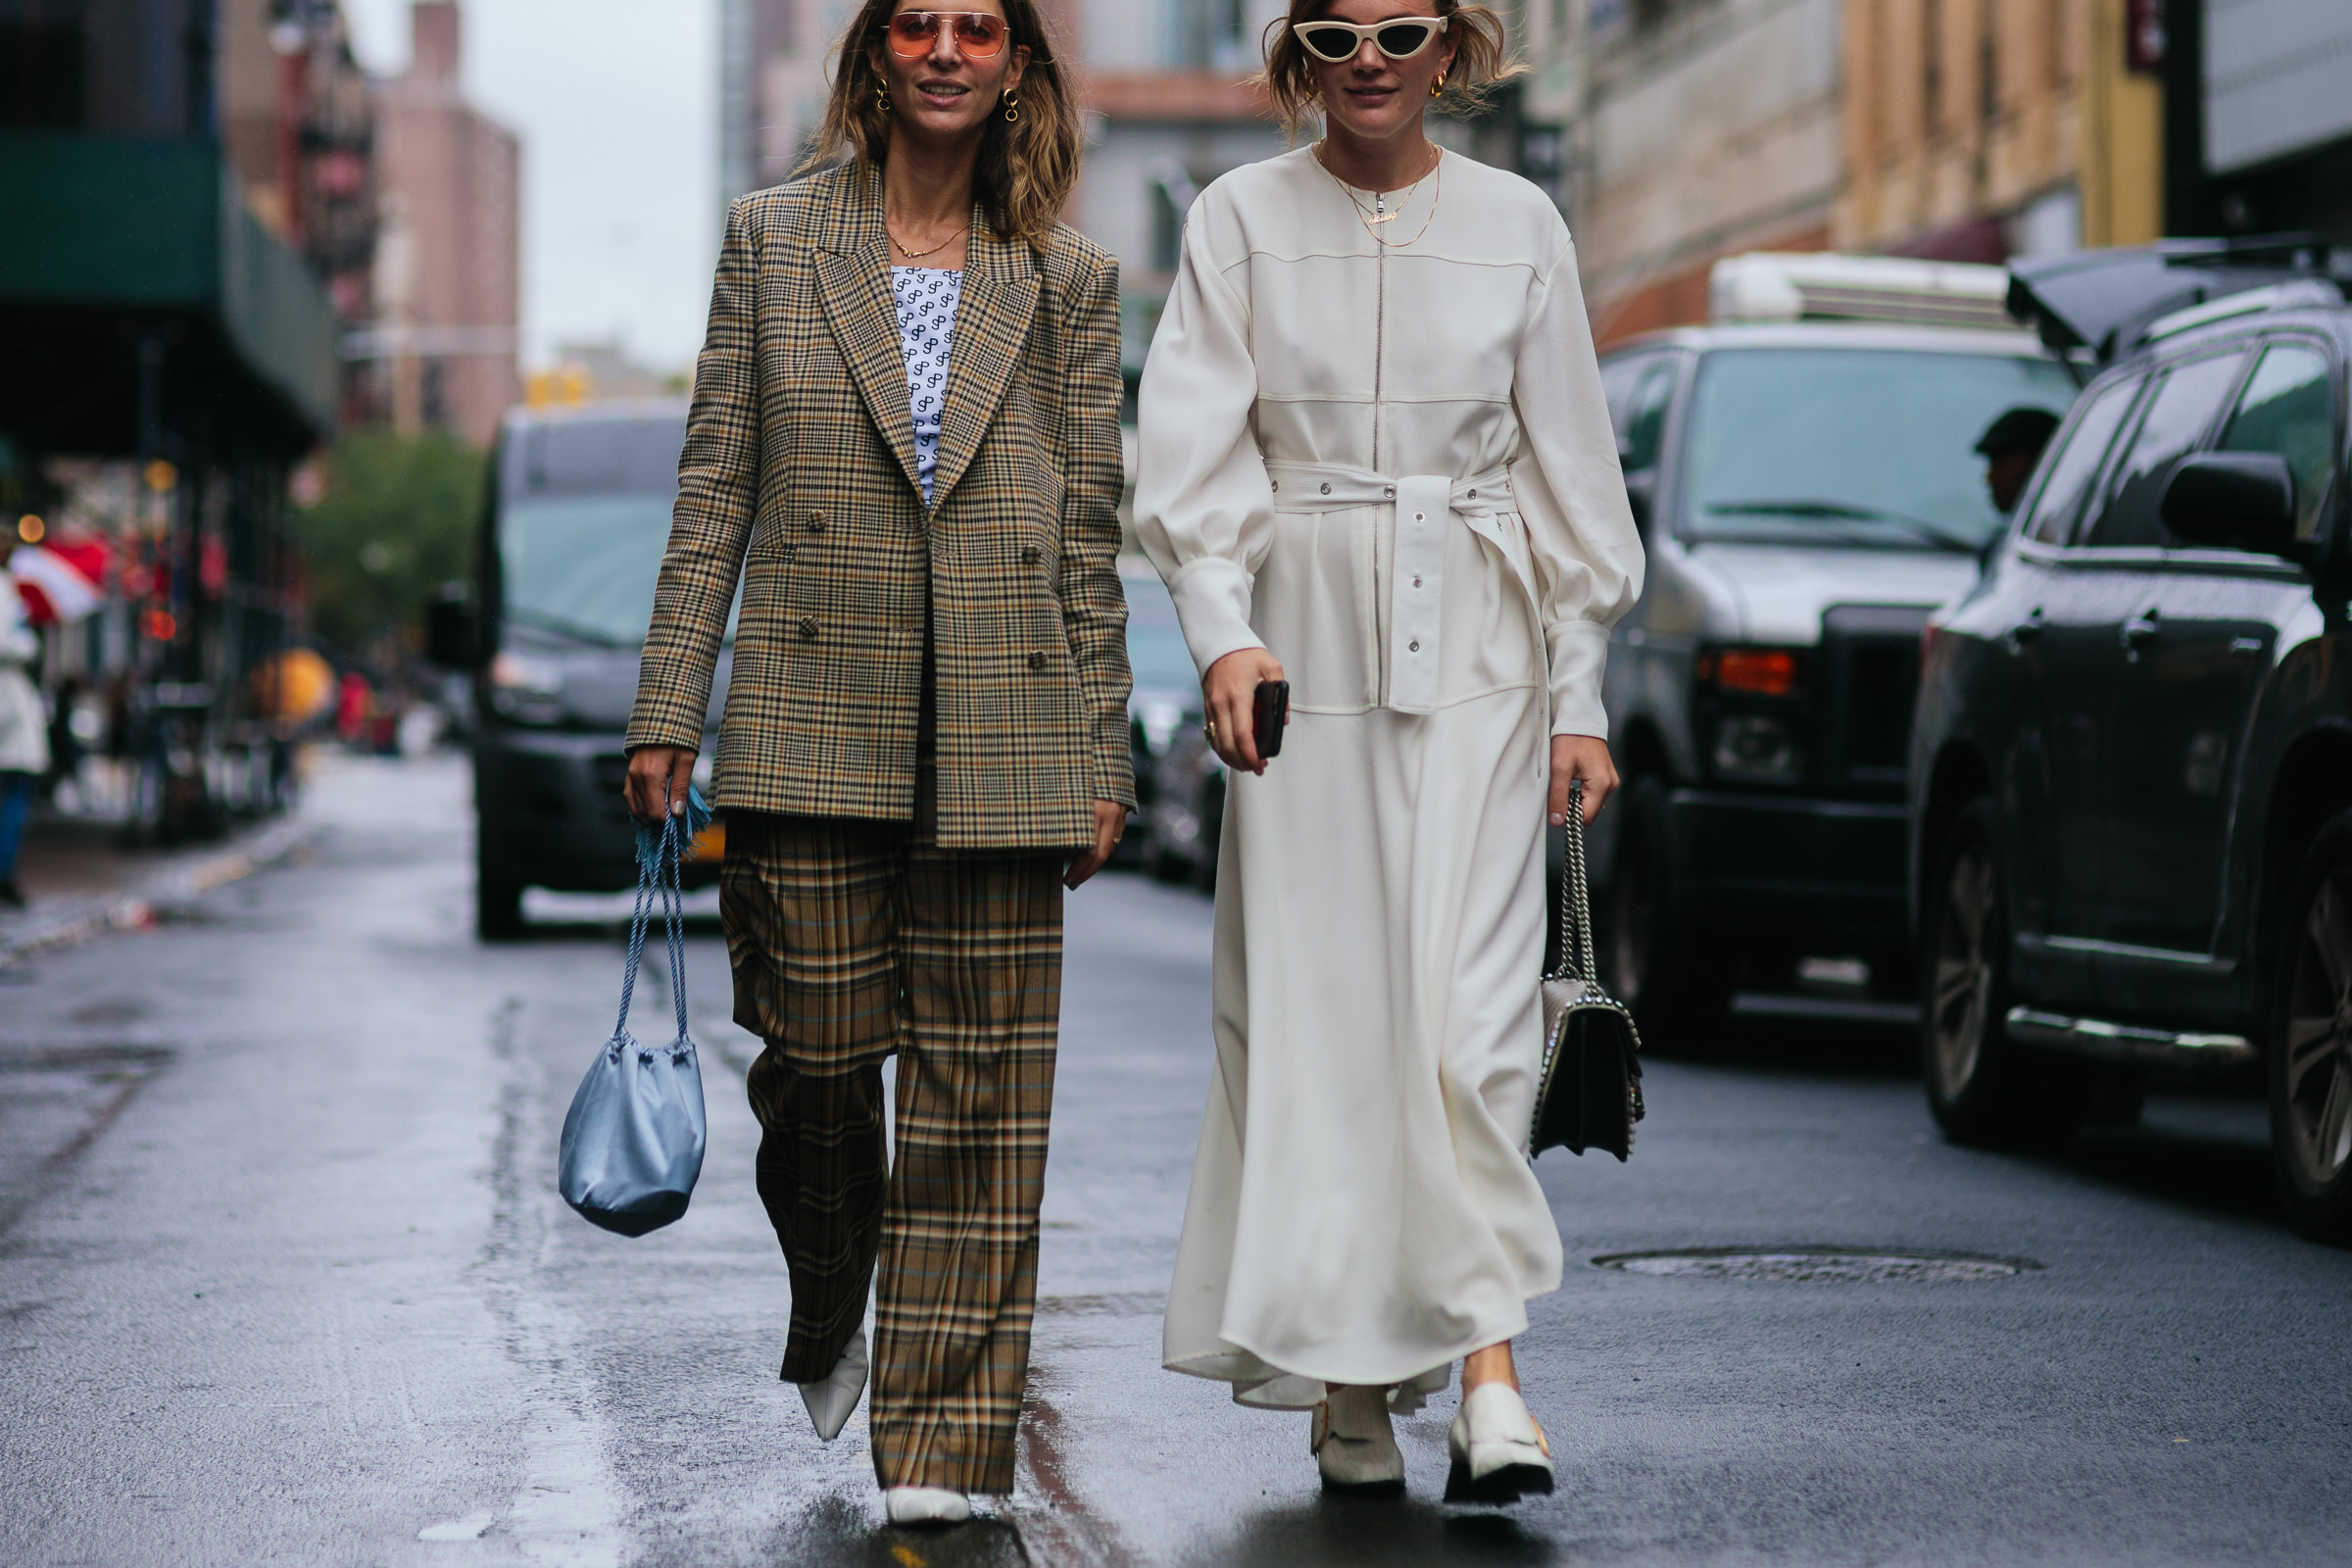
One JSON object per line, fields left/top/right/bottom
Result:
{"left": 1132, "top": 203, "right": 1275, "bottom": 678}
{"left": 1057, "top": 251, "right": 1138, "bottom": 809}
{"left": 625, "top": 196, "right": 761, "bottom": 753}
{"left": 1507, "top": 227, "right": 1645, "bottom": 739}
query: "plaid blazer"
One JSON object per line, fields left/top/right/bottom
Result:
{"left": 626, "top": 162, "right": 1134, "bottom": 850}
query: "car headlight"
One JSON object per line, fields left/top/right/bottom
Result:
{"left": 1137, "top": 700, "right": 1186, "bottom": 757}
{"left": 488, "top": 652, "right": 564, "bottom": 722}
{"left": 1711, "top": 713, "right": 1803, "bottom": 784}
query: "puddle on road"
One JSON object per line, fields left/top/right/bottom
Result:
{"left": 1593, "top": 1247, "right": 2040, "bottom": 1283}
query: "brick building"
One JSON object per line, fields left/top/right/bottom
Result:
{"left": 369, "top": 1, "right": 521, "bottom": 446}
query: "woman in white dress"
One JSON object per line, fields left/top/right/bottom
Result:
{"left": 1134, "top": 0, "right": 1643, "bottom": 1502}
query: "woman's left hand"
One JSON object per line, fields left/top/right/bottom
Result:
{"left": 1548, "top": 735, "right": 1618, "bottom": 826}
{"left": 1064, "top": 800, "right": 1125, "bottom": 889}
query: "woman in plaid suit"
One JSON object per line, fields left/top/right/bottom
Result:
{"left": 622, "top": 0, "right": 1131, "bottom": 1527}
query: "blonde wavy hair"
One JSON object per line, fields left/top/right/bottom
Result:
{"left": 1260, "top": 0, "right": 1524, "bottom": 139}
{"left": 804, "top": 0, "right": 1081, "bottom": 249}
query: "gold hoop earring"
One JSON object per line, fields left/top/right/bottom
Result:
{"left": 1429, "top": 72, "right": 1446, "bottom": 98}
{"left": 876, "top": 82, "right": 891, "bottom": 115}
{"left": 1003, "top": 90, "right": 1018, "bottom": 123}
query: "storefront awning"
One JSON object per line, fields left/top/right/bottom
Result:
{"left": 0, "top": 133, "right": 339, "bottom": 460}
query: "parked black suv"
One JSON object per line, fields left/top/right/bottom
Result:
{"left": 1911, "top": 240, "right": 2352, "bottom": 1240}
{"left": 429, "top": 402, "right": 730, "bottom": 937}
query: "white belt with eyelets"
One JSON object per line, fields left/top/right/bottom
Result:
{"left": 1263, "top": 460, "right": 1519, "bottom": 716}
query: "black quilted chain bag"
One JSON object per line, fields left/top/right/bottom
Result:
{"left": 1531, "top": 781, "right": 1646, "bottom": 1161}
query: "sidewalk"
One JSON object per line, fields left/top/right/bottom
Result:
{"left": 0, "top": 794, "right": 319, "bottom": 970}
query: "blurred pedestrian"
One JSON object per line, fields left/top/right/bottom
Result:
{"left": 333, "top": 669, "right": 371, "bottom": 746}
{"left": 1135, "top": 0, "right": 1643, "bottom": 1505}
{"left": 1976, "top": 405, "right": 2062, "bottom": 515}
{"left": 621, "top": 0, "right": 1130, "bottom": 1529}
{"left": 0, "top": 539, "right": 52, "bottom": 907}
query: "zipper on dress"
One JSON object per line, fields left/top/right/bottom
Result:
{"left": 1372, "top": 187, "right": 1385, "bottom": 472}
{"left": 1372, "top": 184, "right": 1388, "bottom": 705}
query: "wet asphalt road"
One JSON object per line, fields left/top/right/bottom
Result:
{"left": 2, "top": 753, "right": 2349, "bottom": 1567}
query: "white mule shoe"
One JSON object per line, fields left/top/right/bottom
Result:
{"left": 797, "top": 1331, "right": 867, "bottom": 1443}
{"left": 1313, "top": 1384, "right": 1405, "bottom": 1494}
{"left": 885, "top": 1486, "right": 971, "bottom": 1526}
{"left": 1445, "top": 1382, "right": 1554, "bottom": 1503}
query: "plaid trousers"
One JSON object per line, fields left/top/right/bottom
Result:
{"left": 721, "top": 776, "right": 1064, "bottom": 1494}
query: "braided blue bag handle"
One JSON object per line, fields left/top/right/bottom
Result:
{"left": 613, "top": 788, "right": 710, "bottom": 1045}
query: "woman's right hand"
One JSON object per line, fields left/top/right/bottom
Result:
{"left": 1201, "top": 647, "right": 1286, "bottom": 776}
{"left": 624, "top": 745, "right": 698, "bottom": 826}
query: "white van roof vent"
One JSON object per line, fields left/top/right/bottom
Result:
{"left": 1709, "top": 252, "right": 2016, "bottom": 331}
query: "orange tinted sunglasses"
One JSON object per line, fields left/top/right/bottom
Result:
{"left": 885, "top": 11, "right": 1011, "bottom": 58}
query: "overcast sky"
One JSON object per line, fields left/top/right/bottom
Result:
{"left": 342, "top": 0, "right": 720, "bottom": 373}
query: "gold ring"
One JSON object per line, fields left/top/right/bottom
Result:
{"left": 1204, "top": 718, "right": 1218, "bottom": 739}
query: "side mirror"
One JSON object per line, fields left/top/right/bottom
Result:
{"left": 2160, "top": 452, "right": 2297, "bottom": 560}
{"left": 1623, "top": 468, "right": 1657, "bottom": 534}
{"left": 425, "top": 584, "right": 482, "bottom": 668}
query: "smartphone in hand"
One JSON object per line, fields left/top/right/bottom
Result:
{"left": 1253, "top": 679, "right": 1290, "bottom": 760}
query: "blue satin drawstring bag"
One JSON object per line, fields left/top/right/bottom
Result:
{"left": 558, "top": 792, "right": 710, "bottom": 1236}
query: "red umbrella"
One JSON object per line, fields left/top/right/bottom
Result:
{"left": 12, "top": 540, "right": 109, "bottom": 626}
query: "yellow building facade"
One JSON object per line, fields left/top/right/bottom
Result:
{"left": 1838, "top": 0, "right": 2164, "bottom": 259}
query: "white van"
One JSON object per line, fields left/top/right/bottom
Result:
{"left": 1589, "top": 253, "right": 2079, "bottom": 1044}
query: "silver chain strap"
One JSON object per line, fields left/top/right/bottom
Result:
{"left": 1553, "top": 780, "right": 1595, "bottom": 986}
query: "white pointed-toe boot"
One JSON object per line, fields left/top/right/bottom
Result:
{"left": 1313, "top": 1384, "right": 1405, "bottom": 1494}
{"left": 885, "top": 1487, "right": 972, "bottom": 1526}
{"left": 1445, "top": 1382, "right": 1554, "bottom": 1503}
{"left": 797, "top": 1331, "right": 868, "bottom": 1443}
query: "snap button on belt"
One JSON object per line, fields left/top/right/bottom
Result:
{"left": 1262, "top": 461, "right": 1514, "bottom": 715}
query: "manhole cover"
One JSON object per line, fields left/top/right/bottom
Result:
{"left": 1592, "top": 1248, "right": 2037, "bottom": 1283}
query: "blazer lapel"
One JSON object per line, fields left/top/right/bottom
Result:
{"left": 928, "top": 220, "right": 1041, "bottom": 512}
{"left": 814, "top": 166, "right": 923, "bottom": 497}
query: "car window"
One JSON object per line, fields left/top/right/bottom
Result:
{"left": 1682, "top": 347, "right": 2077, "bottom": 551}
{"left": 2217, "top": 341, "right": 2338, "bottom": 540}
{"left": 1619, "top": 359, "right": 1678, "bottom": 473}
{"left": 1121, "top": 571, "right": 1198, "bottom": 692}
{"left": 2083, "top": 351, "right": 2250, "bottom": 550}
{"left": 1598, "top": 353, "right": 1651, "bottom": 427}
{"left": 2024, "top": 373, "right": 2141, "bottom": 546}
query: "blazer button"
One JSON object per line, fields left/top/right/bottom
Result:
{"left": 799, "top": 616, "right": 819, "bottom": 641}
{"left": 1021, "top": 545, "right": 1041, "bottom": 564}
{"left": 805, "top": 511, "right": 826, "bottom": 532}
{"left": 1027, "top": 651, "right": 1046, "bottom": 670}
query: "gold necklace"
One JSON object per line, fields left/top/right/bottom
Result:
{"left": 1318, "top": 140, "right": 1436, "bottom": 221}
{"left": 1314, "top": 142, "right": 1443, "bottom": 249}
{"left": 887, "top": 218, "right": 971, "bottom": 263}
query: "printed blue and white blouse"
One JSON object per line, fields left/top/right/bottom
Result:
{"left": 891, "top": 266, "right": 963, "bottom": 506}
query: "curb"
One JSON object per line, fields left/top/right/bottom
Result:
{"left": 0, "top": 813, "right": 321, "bottom": 970}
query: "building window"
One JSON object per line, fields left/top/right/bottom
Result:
{"left": 421, "top": 360, "right": 448, "bottom": 430}
{"left": 1167, "top": 0, "right": 1249, "bottom": 70}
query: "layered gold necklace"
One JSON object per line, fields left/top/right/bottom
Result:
{"left": 1314, "top": 141, "right": 1443, "bottom": 249}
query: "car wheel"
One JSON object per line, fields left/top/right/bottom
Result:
{"left": 2267, "top": 810, "right": 2352, "bottom": 1243}
{"left": 1920, "top": 799, "right": 2088, "bottom": 1146}
{"left": 476, "top": 841, "right": 524, "bottom": 942}
{"left": 1600, "top": 775, "right": 1732, "bottom": 1052}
